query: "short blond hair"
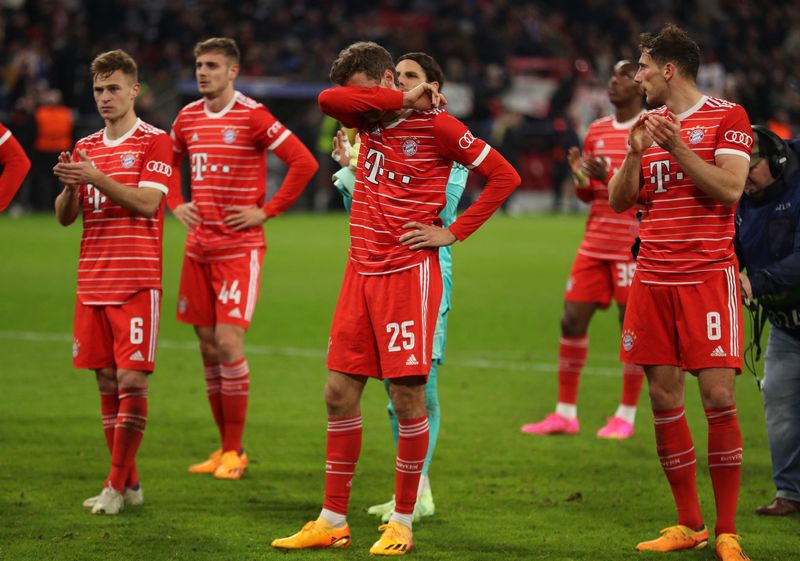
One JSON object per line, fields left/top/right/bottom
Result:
{"left": 91, "top": 49, "right": 138, "bottom": 82}
{"left": 194, "top": 37, "right": 240, "bottom": 64}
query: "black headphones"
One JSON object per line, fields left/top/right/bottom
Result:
{"left": 752, "top": 125, "right": 789, "bottom": 179}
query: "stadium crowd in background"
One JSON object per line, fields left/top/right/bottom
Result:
{"left": 1, "top": 1, "right": 798, "bottom": 211}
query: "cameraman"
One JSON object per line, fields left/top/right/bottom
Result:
{"left": 735, "top": 125, "right": 800, "bottom": 516}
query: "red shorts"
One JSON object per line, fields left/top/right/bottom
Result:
{"left": 177, "top": 248, "right": 265, "bottom": 329}
{"left": 73, "top": 289, "right": 161, "bottom": 372}
{"left": 565, "top": 252, "right": 635, "bottom": 308}
{"left": 327, "top": 256, "right": 442, "bottom": 379}
{"left": 620, "top": 267, "right": 743, "bottom": 372}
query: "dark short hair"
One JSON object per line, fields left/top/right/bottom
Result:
{"left": 396, "top": 52, "right": 445, "bottom": 89}
{"left": 329, "top": 41, "right": 395, "bottom": 85}
{"left": 91, "top": 50, "right": 138, "bottom": 82}
{"left": 194, "top": 37, "right": 240, "bottom": 64}
{"left": 639, "top": 23, "right": 700, "bottom": 81}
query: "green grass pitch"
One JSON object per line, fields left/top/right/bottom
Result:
{"left": 0, "top": 212, "right": 793, "bottom": 560}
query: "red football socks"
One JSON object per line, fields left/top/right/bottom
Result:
{"left": 99, "top": 390, "right": 139, "bottom": 489}
{"left": 706, "top": 405, "right": 742, "bottom": 535}
{"left": 395, "top": 417, "right": 430, "bottom": 515}
{"left": 108, "top": 387, "right": 148, "bottom": 492}
{"left": 323, "top": 415, "right": 362, "bottom": 515}
{"left": 620, "top": 363, "right": 645, "bottom": 406}
{"left": 203, "top": 362, "right": 224, "bottom": 441}
{"left": 653, "top": 406, "right": 703, "bottom": 529}
{"left": 221, "top": 359, "right": 249, "bottom": 452}
{"left": 557, "top": 336, "right": 588, "bottom": 405}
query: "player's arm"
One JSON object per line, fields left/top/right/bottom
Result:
{"left": 166, "top": 121, "right": 201, "bottom": 229}
{"left": 609, "top": 116, "right": 650, "bottom": 212}
{"left": 318, "top": 84, "right": 442, "bottom": 129}
{"left": 318, "top": 86, "right": 404, "bottom": 129}
{"left": 0, "top": 127, "right": 31, "bottom": 212}
{"left": 401, "top": 114, "right": 520, "bottom": 249}
{"left": 223, "top": 109, "right": 318, "bottom": 231}
{"left": 644, "top": 110, "right": 749, "bottom": 206}
{"left": 54, "top": 151, "right": 80, "bottom": 226}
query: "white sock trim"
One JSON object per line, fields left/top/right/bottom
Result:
{"left": 614, "top": 404, "right": 637, "bottom": 425}
{"left": 389, "top": 511, "right": 413, "bottom": 529}
{"left": 555, "top": 403, "right": 577, "bottom": 420}
{"left": 319, "top": 508, "right": 347, "bottom": 528}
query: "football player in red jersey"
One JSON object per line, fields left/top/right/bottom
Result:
{"left": 0, "top": 123, "right": 30, "bottom": 212}
{"left": 609, "top": 25, "right": 752, "bottom": 561}
{"left": 169, "top": 38, "right": 318, "bottom": 480}
{"left": 521, "top": 60, "right": 646, "bottom": 440}
{"left": 272, "top": 41, "right": 520, "bottom": 556}
{"left": 53, "top": 50, "right": 173, "bottom": 515}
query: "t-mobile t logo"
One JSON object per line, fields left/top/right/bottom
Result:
{"left": 191, "top": 152, "right": 208, "bottom": 181}
{"left": 649, "top": 159, "right": 684, "bottom": 194}
{"left": 363, "top": 148, "right": 412, "bottom": 186}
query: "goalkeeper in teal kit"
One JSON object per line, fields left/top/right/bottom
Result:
{"left": 330, "top": 53, "right": 467, "bottom": 521}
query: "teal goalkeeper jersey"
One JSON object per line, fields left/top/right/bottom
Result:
{"left": 333, "top": 163, "right": 468, "bottom": 361}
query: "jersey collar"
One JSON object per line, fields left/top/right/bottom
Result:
{"left": 676, "top": 95, "right": 708, "bottom": 121}
{"left": 204, "top": 91, "right": 239, "bottom": 119}
{"left": 103, "top": 118, "right": 141, "bottom": 147}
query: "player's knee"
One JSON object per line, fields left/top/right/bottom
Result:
{"left": 214, "top": 330, "right": 243, "bottom": 363}
{"left": 116, "top": 369, "right": 148, "bottom": 390}
{"left": 95, "top": 368, "right": 117, "bottom": 392}
{"left": 701, "top": 384, "right": 735, "bottom": 409}
{"left": 324, "top": 382, "right": 357, "bottom": 416}
{"left": 560, "top": 314, "right": 586, "bottom": 337}
{"left": 647, "top": 382, "right": 681, "bottom": 410}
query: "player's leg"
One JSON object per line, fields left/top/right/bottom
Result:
{"left": 271, "top": 370, "right": 365, "bottom": 550}
{"left": 92, "top": 289, "right": 159, "bottom": 515}
{"left": 417, "top": 360, "right": 439, "bottom": 515}
{"left": 207, "top": 249, "right": 264, "bottom": 480}
{"left": 369, "top": 377, "right": 427, "bottom": 555}
{"left": 634, "top": 364, "right": 708, "bottom": 551}
{"left": 177, "top": 255, "right": 225, "bottom": 472}
{"left": 677, "top": 267, "right": 747, "bottom": 558}
{"left": 621, "top": 280, "right": 707, "bottom": 551}
{"left": 273, "top": 262, "right": 373, "bottom": 550}
{"left": 370, "top": 257, "right": 440, "bottom": 555}
{"left": 212, "top": 323, "right": 250, "bottom": 479}
{"left": 597, "top": 302, "right": 644, "bottom": 439}
{"left": 521, "top": 300, "right": 596, "bottom": 435}
{"left": 696, "top": 368, "right": 741, "bottom": 535}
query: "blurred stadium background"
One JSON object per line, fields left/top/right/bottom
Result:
{"left": 3, "top": 0, "right": 798, "bottom": 213}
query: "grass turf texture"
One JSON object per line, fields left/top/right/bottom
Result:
{"left": 0, "top": 213, "right": 792, "bottom": 560}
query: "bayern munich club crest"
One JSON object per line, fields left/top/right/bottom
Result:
{"left": 222, "top": 127, "right": 238, "bottom": 144}
{"left": 622, "top": 329, "right": 636, "bottom": 352}
{"left": 121, "top": 153, "right": 136, "bottom": 168}
{"left": 688, "top": 127, "right": 705, "bottom": 145}
{"left": 402, "top": 138, "right": 418, "bottom": 157}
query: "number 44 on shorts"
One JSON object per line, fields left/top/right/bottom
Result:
{"left": 219, "top": 280, "right": 241, "bottom": 305}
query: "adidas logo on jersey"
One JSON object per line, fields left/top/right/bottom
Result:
{"left": 405, "top": 354, "right": 419, "bottom": 366}
{"left": 129, "top": 350, "right": 145, "bottom": 362}
{"left": 228, "top": 308, "right": 243, "bottom": 319}
{"left": 190, "top": 132, "right": 199, "bottom": 142}
{"left": 710, "top": 345, "right": 727, "bottom": 357}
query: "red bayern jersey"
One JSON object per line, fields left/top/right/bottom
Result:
{"left": 319, "top": 86, "right": 520, "bottom": 275}
{"left": 0, "top": 123, "right": 31, "bottom": 211}
{"left": 637, "top": 96, "right": 752, "bottom": 284}
{"left": 577, "top": 113, "right": 642, "bottom": 261}
{"left": 74, "top": 119, "right": 172, "bottom": 305}
{"left": 170, "top": 91, "right": 292, "bottom": 259}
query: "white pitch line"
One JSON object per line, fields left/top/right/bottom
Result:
{"left": 0, "top": 330, "right": 623, "bottom": 377}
